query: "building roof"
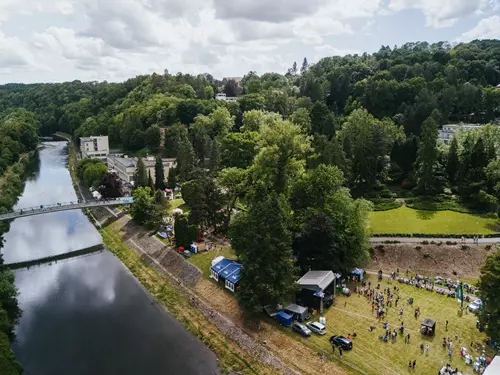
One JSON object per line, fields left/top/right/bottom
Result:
{"left": 297, "top": 270, "right": 335, "bottom": 292}
{"left": 484, "top": 356, "right": 500, "bottom": 375}
{"left": 109, "top": 156, "right": 136, "bottom": 168}
{"left": 80, "top": 137, "right": 93, "bottom": 142}
{"left": 284, "top": 303, "right": 308, "bottom": 315}
{"left": 211, "top": 257, "right": 242, "bottom": 283}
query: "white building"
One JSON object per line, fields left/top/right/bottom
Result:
{"left": 142, "top": 156, "right": 177, "bottom": 184}
{"left": 215, "top": 93, "right": 238, "bottom": 102}
{"left": 106, "top": 155, "right": 177, "bottom": 185}
{"left": 438, "top": 123, "right": 483, "bottom": 144}
{"left": 107, "top": 156, "right": 137, "bottom": 183}
{"left": 80, "top": 136, "right": 109, "bottom": 159}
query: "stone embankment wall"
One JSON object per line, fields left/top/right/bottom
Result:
{"left": 110, "top": 216, "right": 300, "bottom": 375}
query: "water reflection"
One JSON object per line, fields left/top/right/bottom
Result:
{"left": 3, "top": 142, "right": 220, "bottom": 375}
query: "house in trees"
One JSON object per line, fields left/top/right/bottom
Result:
{"left": 142, "top": 156, "right": 177, "bottom": 184}
{"left": 80, "top": 136, "right": 109, "bottom": 159}
{"left": 438, "top": 123, "right": 483, "bottom": 144}
{"left": 215, "top": 93, "right": 237, "bottom": 102}
{"left": 210, "top": 256, "right": 242, "bottom": 293}
{"left": 107, "top": 155, "right": 177, "bottom": 184}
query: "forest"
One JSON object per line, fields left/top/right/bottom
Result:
{"left": 1, "top": 39, "right": 500, "bottom": 326}
{"left": 0, "top": 109, "right": 38, "bottom": 374}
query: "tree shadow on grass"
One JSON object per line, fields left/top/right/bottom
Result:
{"left": 415, "top": 210, "right": 437, "bottom": 220}
{"left": 485, "top": 222, "right": 500, "bottom": 232}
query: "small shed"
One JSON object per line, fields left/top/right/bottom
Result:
{"left": 484, "top": 356, "right": 500, "bottom": 375}
{"left": 296, "top": 270, "right": 336, "bottom": 313}
{"left": 284, "top": 303, "right": 310, "bottom": 322}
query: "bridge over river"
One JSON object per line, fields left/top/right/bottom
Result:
{"left": 0, "top": 197, "right": 133, "bottom": 221}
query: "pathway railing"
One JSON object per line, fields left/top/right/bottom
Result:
{"left": 0, "top": 197, "right": 133, "bottom": 221}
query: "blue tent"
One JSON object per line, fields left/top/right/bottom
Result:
{"left": 352, "top": 267, "right": 365, "bottom": 280}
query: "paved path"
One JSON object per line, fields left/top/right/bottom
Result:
{"left": 0, "top": 197, "right": 133, "bottom": 221}
{"left": 370, "top": 237, "right": 500, "bottom": 244}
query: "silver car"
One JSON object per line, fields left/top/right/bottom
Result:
{"left": 292, "top": 322, "right": 312, "bottom": 337}
{"left": 306, "top": 321, "right": 326, "bottom": 335}
{"left": 468, "top": 299, "right": 482, "bottom": 313}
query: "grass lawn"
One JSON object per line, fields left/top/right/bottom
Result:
{"left": 369, "top": 206, "right": 500, "bottom": 234}
{"left": 290, "top": 274, "right": 488, "bottom": 375}
{"left": 187, "top": 245, "right": 236, "bottom": 279}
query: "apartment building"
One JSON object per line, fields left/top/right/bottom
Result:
{"left": 80, "top": 136, "right": 109, "bottom": 159}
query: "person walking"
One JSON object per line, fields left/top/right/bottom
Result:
{"left": 339, "top": 346, "right": 343, "bottom": 359}
{"left": 407, "top": 332, "right": 410, "bottom": 343}
{"left": 412, "top": 360, "right": 416, "bottom": 369}
{"left": 426, "top": 344, "right": 429, "bottom": 355}
{"left": 445, "top": 320, "right": 449, "bottom": 331}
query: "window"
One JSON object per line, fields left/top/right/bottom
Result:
{"left": 225, "top": 280, "right": 235, "bottom": 292}
{"left": 211, "top": 269, "right": 219, "bottom": 281}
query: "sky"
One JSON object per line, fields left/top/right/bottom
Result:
{"left": 0, "top": 0, "right": 499, "bottom": 84}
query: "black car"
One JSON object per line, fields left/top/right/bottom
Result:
{"left": 330, "top": 335, "right": 353, "bottom": 350}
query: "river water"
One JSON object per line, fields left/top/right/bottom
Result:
{"left": 2, "top": 142, "right": 220, "bottom": 375}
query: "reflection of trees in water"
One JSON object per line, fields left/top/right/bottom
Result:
{"left": 24, "top": 150, "right": 40, "bottom": 182}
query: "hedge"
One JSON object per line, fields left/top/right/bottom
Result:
{"left": 369, "top": 198, "right": 402, "bottom": 211}
{"left": 372, "top": 233, "right": 500, "bottom": 238}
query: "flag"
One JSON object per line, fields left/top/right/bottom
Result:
{"left": 456, "top": 282, "right": 463, "bottom": 303}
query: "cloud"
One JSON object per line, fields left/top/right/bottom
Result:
{"left": 213, "top": 0, "right": 325, "bottom": 22}
{"left": 456, "top": 15, "right": 500, "bottom": 42}
{"left": 388, "top": 0, "right": 494, "bottom": 27}
{"left": 0, "top": 31, "right": 37, "bottom": 70}
{"left": 0, "top": 0, "right": 77, "bottom": 21}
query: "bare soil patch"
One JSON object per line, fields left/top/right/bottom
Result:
{"left": 368, "top": 243, "right": 492, "bottom": 278}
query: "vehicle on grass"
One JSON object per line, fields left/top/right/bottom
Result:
{"left": 420, "top": 318, "right": 436, "bottom": 336}
{"left": 292, "top": 322, "right": 312, "bottom": 337}
{"left": 329, "top": 335, "right": 353, "bottom": 350}
{"left": 306, "top": 321, "right": 326, "bottom": 335}
{"left": 468, "top": 299, "right": 482, "bottom": 313}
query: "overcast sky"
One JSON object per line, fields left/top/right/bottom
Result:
{"left": 0, "top": 0, "right": 499, "bottom": 84}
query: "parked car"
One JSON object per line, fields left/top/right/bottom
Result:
{"left": 306, "top": 321, "right": 326, "bottom": 335}
{"left": 329, "top": 335, "right": 353, "bottom": 350}
{"left": 292, "top": 322, "right": 311, "bottom": 337}
{"left": 469, "top": 299, "right": 482, "bottom": 313}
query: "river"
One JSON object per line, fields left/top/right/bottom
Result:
{"left": 2, "top": 142, "right": 220, "bottom": 375}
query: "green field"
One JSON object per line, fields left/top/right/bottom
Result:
{"left": 369, "top": 206, "right": 500, "bottom": 234}
{"left": 282, "top": 274, "right": 488, "bottom": 375}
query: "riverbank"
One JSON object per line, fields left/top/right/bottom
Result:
{"left": 100, "top": 222, "right": 283, "bottom": 375}
{"left": 0, "top": 149, "right": 38, "bottom": 375}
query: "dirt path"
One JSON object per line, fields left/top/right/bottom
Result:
{"left": 368, "top": 242, "right": 491, "bottom": 279}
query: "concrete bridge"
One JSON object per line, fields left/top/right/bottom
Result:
{"left": 0, "top": 197, "right": 133, "bottom": 222}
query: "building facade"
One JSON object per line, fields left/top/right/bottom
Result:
{"left": 438, "top": 123, "right": 483, "bottom": 144}
{"left": 80, "top": 136, "right": 109, "bottom": 159}
{"left": 107, "top": 156, "right": 137, "bottom": 183}
{"left": 215, "top": 93, "right": 237, "bottom": 102}
{"left": 106, "top": 155, "right": 177, "bottom": 185}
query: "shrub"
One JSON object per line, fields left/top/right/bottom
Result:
{"left": 415, "top": 246, "right": 422, "bottom": 250}
{"left": 369, "top": 198, "right": 401, "bottom": 211}
{"left": 485, "top": 245, "right": 492, "bottom": 251}
{"left": 421, "top": 240, "right": 429, "bottom": 245}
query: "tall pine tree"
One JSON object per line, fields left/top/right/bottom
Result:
{"left": 135, "top": 157, "right": 148, "bottom": 188}
{"left": 229, "top": 190, "right": 295, "bottom": 311}
{"left": 154, "top": 156, "right": 165, "bottom": 190}
{"left": 446, "top": 137, "right": 459, "bottom": 184}
{"left": 415, "top": 110, "right": 444, "bottom": 194}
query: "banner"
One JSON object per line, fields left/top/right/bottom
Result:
{"left": 456, "top": 281, "right": 463, "bottom": 303}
